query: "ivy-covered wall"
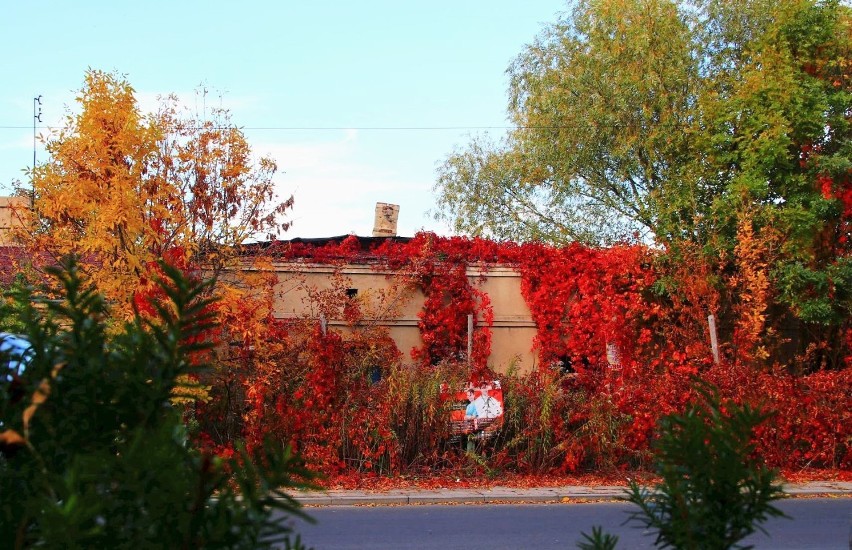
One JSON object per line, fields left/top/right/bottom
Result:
{"left": 267, "top": 257, "right": 539, "bottom": 372}
{"left": 194, "top": 232, "right": 850, "bottom": 476}
{"left": 250, "top": 233, "right": 656, "bottom": 375}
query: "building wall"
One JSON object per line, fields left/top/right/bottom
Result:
{"left": 268, "top": 261, "right": 539, "bottom": 373}
{"left": 0, "top": 196, "right": 30, "bottom": 246}
{"left": 478, "top": 266, "right": 539, "bottom": 371}
{"left": 1, "top": 195, "right": 541, "bottom": 372}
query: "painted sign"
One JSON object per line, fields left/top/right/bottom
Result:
{"left": 447, "top": 380, "right": 504, "bottom": 437}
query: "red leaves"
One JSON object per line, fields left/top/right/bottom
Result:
{"left": 517, "top": 242, "right": 655, "bottom": 375}
{"left": 192, "top": 232, "right": 851, "bottom": 481}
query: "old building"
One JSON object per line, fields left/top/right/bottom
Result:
{"left": 0, "top": 196, "right": 28, "bottom": 247}
{"left": 244, "top": 202, "right": 542, "bottom": 372}
{"left": 256, "top": 235, "right": 540, "bottom": 372}
{"left": 0, "top": 198, "right": 545, "bottom": 372}
{"left": 0, "top": 196, "right": 33, "bottom": 287}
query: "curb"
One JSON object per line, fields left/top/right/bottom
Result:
{"left": 295, "top": 482, "right": 852, "bottom": 507}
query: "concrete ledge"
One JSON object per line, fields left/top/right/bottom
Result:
{"left": 331, "top": 494, "right": 409, "bottom": 506}
{"left": 299, "top": 495, "right": 334, "bottom": 506}
{"left": 295, "top": 482, "right": 852, "bottom": 507}
{"left": 410, "top": 494, "right": 484, "bottom": 504}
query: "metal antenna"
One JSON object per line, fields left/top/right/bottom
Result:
{"left": 33, "top": 95, "right": 42, "bottom": 172}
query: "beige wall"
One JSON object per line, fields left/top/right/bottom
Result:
{"left": 268, "top": 260, "right": 539, "bottom": 373}
{"left": 476, "top": 265, "right": 539, "bottom": 371}
{"left": 0, "top": 196, "right": 30, "bottom": 246}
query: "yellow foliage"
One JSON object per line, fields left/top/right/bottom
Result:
{"left": 24, "top": 70, "right": 291, "bottom": 320}
{"left": 732, "top": 212, "right": 778, "bottom": 364}
{"left": 171, "top": 374, "right": 212, "bottom": 405}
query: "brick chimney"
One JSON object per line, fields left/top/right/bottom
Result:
{"left": 372, "top": 202, "right": 399, "bottom": 237}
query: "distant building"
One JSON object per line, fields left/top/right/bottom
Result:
{"left": 0, "top": 196, "right": 29, "bottom": 247}
{"left": 0, "top": 196, "right": 34, "bottom": 287}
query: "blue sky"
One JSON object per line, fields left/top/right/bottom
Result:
{"left": 1, "top": 1, "right": 566, "bottom": 238}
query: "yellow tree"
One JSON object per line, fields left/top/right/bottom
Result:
{"left": 25, "top": 70, "right": 292, "bottom": 317}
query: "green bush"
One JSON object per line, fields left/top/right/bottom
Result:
{"left": 0, "top": 273, "right": 31, "bottom": 335}
{"left": 579, "top": 381, "right": 786, "bottom": 549}
{"left": 624, "top": 382, "right": 787, "bottom": 549}
{"left": 0, "top": 258, "right": 313, "bottom": 549}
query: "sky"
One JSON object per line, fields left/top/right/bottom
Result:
{"left": 1, "top": 1, "right": 567, "bottom": 239}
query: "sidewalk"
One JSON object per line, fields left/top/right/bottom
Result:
{"left": 296, "top": 482, "right": 852, "bottom": 506}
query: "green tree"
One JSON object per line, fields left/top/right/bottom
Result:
{"left": 435, "top": 0, "right": 852, "bottom": 368}
{"left": 435, "top": 0, "right": 697, "bottom": 244}
{"left": 0, "top": 257, "right": 313, "bottom": 549}
{"left": 691, "top": 0, "right": 852, "bottom": 325}
{"left": 624, "top": 383, "right": 786, "bottom": 549}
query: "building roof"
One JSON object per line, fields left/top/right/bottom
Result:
{"left": 246, "top": 234, "right": 411, "bottom": 249}
{"left": 239, "top": 235, "right": 413, "bottom": 263}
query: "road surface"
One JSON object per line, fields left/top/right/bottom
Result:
{"left": 290, "top": 498, "right": 851, "bottom": 549}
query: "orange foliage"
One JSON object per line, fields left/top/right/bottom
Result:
{"left": 731, "top": 213, "right": 777, "bottom": 365}
{"left": 23, "top": 70, "right": 291, "bottom": 319}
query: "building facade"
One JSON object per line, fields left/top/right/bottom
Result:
{"left": 264, "top": 250, "right": 540, "bottom": 372}
{"left": 0, "top": 196, "right": 28, "bottom": 247}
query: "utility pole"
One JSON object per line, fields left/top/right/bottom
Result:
{"left": 467, "top": 314, "right": 473, "bottom": 366}
{"left": 33, "top": 95, "right": 42, "bottom": 172}
{"left": 32, "top": 95, "right": 42, "bottom": 203}
{"left": 708, "top": 314, "right": 720, "bottom": 364}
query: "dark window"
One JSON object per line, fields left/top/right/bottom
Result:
{"left": 369, "top": 365, "right": 381, "bottom": 384}
{"left": 557, "top": 355, "right": 575, "bottom": 375}
{"left": 345, "top": 288, "right": 358, "bottom": 299}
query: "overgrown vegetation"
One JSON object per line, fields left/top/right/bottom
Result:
{"left": 191, "top": 235, "right": 849, "bottom": 480}
{"left": 0, "top": 258, "right": 313, "bottom": 549}
{"left": 435, "top": 0, "right": 852, "bottom": 375}
{"left": 3, "top": 0, "right": 850, "bottom": 492}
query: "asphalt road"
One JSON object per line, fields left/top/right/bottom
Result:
{"left": 290, "top": 498, "right": 852, "bottom": 550}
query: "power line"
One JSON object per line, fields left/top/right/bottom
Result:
{"left": 8, "top": 125, "right": 512, "bottom": 131}
{"left": 0, "top": 123, "right": 684, "bottom": 131}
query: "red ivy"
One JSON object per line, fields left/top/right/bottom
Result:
{"left": 192, "top": 232, "right": 851, "bottom": 479}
